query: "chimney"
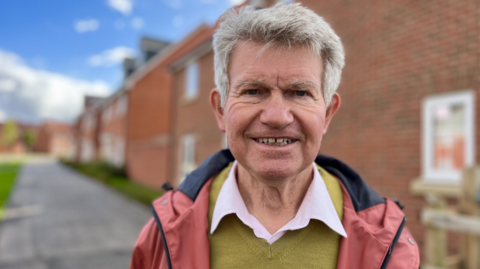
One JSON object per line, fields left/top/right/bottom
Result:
{"left": 140, "top": 37, "right": 170, "bottom": 64}
{"left": 123, "top": 57, "right": 136, "bottom": 79}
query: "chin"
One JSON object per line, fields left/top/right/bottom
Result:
{"left": 250, "top": 161, "right": 305, "bottom": 181}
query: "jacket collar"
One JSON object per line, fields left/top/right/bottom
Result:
{"left": 155, "top": 149, "right": 407, "bottom": 269}
{"left": 178, "top": 149, "right": 385, "bottom": 212}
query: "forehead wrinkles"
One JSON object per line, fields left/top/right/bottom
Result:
{"left": 234, "top": 78, "right": 320, "bottom": 91}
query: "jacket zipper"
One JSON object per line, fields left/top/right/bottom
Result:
{"left": 379, "top": 217, "right": 406, "bottom": 269}
{"left": 151, "top": 204, "right": 173, "bottom": 269}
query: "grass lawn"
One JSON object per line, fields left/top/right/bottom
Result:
{"left": 62, "top": 161, "right": 163, "bottom": 206}
{"left": 0, "top": 163, "right": 21, "bottom": 219}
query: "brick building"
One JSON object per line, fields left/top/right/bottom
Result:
{"left": 72, "top": 0, "right": 479, "bottom": 256}
{"left": 74, "top": 96, "right": 105, "bottom": 163}
{"left": 285, "top": 0, "right": 478, "bottom": 253}
{"left": 123, "top": 28, "right": 215, "bottom": 188}
{"left": 98, "top": 90, "right": 128, "bottom": 167}
{"left": 162, "top": 0, "right": 480, "bottom": 256}
{"left": 35, "top": 121, "right": 75, "bottom": 158}
{"left": 0, "top": 122, "right": 38, "bottom": 154}
{"left": 169, "top": 27, "right": 224, "bottom": 184}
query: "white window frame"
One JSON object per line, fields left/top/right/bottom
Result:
{"left": 422, "top": 90, "right": 475, "bottom": 183}
{"left": 116, "top": 95, "right": 128, "bottom": 118}
{"left": 81, "top": 139, "right": 94, "bottom": 163}
{"left": 103, "top": 106, "right": 113, "bottom": 123}
{"left": 184, "top": 62, "right": 199, "bottom": 100}
{"left": 83, "top": 114, "right": 93, "bottom": 132}
{"left": 179, "top": 134, "right": 196, "bottom": 182}
{"left": 113, "top": 136, "right": 125, "bottom": 167}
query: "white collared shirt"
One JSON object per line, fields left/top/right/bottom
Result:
{"left": 210, "top": 161, "right": 347, "bottom": 244}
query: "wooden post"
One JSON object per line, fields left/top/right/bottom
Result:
{"left": 423, "top": 194, "right": 447, "bottom": 267}
{"left": 460, "top": 167, "right": 480, "bottom": 269}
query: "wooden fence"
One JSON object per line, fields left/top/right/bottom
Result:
{"left": 416, "top": 167, "right": 480, "bottom": 269}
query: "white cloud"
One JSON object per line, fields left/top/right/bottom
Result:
{"left": 172, "top": 15, "right": 184, "bottom": 28}
{"left": 0, "top": 49, "right": 110, "bottom": 124}
{"left": 74, "top": 19, "right": 100, "bottom": 33}
{"left": 87, "top": 46, "right": 135, "bottom": 67}
{"left": 164, "top": 0, "right": 183, "bottom": 9}
{"left": 230, "top": 0, "right": 246, "bottom": 5}
{"left": 0, "top": 78, "right": 17, "bottom": 92}
{"left": 131, "top": 17, "right": 144, "bottom": 29}
{"left": 108, "top": 0, "right": 133, "bottom": 15}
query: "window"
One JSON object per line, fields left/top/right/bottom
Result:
{"left": 422, "top": 91, "right": 475, "bottom": 183}
{"left": 101, "top": 133, "right": 112, "bottom": 162}
{"left": 179, "top": 134, "right": 196, "bottom": 182}
{"left": 81, "top": 139, "right": 94, "bottom": 163}
{"left": 83, "top": 114, "right": 96, "bottom": 132}
{"left": 103, "top": 105, "right": 113, "bottom": 123}
{"left": 185, "top": 62, "right": 199, "bottom": 100}
{"left": 82, "top": 115, "right": 90, "bottom": 132}
{"left": 113, "top": 136, "right": 125, "bottom": 167}
{"left": 116, "top": 95, "right": 128, "bottom": 118}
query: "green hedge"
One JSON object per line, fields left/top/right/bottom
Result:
{"left": 62, "top": 160, "right": 163, "bottom": 206}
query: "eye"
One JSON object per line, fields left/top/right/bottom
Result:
{"left": 244, "top": 89, "right": 258, "bottom": 95}
{"left": 295, "top": 91, "right": 308, "bottom": 96}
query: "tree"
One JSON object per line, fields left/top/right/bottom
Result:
{"left": 22, "top": 130, "right": 37, "bottom": 151}
{"left": 1, "top": 120, "right": 19, "bottom": 147}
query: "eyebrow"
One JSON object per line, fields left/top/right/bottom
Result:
{"left": 233, "top": 79, "right": 271, "bottom": 90}
{"left": 286, "top": 80, "right": 320, "bottom": 91}
{"left": 234, "top": 79, "right": 320, "bottom": 91}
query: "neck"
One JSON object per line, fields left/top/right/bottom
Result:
{"left": 236, "top": 163, "right": 313, "bottom": 234}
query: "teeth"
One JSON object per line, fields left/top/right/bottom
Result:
{"left": 254, "top": 138, "right": 295, "bottom": 146}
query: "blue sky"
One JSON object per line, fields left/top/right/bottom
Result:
{"left": 0, "top": 0, "right": 243, "bottom": 123}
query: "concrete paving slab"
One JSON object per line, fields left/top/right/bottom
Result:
{"left": 0, "top": 158, "right": 152, "bottom": 269}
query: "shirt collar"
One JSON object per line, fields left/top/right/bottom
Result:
{"left": 210, "top": 161, "right": 347, "bottom": 238}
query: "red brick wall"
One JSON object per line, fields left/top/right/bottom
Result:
{"left": 171, "top": 50, "right": 225, "bottom": 186}
{"left": 35, "top": 125, "right": 50, "bottom": 153}
{"left": 101, "top": 97, "right": 127, "bottom": 139}
{"left": 76, "top": 108, "right": 102, "bottom": 162}
{"left": 296, "top": 0, "right": 480, "bottom": 254}
{"left": 126, "top": 66, "right": 172, "bottom": 187}
{"left": 126, "top": 25, "right": 216, "bottom": 188}
{"left": 126, "top": 144, "right": 169, "bottom": 189}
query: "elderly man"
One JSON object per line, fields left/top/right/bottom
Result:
{"left": 131, "top": 4, "right": 419, "bottom": 269}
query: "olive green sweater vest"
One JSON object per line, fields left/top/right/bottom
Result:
{"left": 208, "top": 164, "right": 344, "bottom": 269}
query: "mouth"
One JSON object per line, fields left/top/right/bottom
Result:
{"left": 253, "top": 138, "right": 298, "bottom": 147}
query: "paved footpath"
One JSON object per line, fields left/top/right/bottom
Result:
{"left": 0, "top": 158, "right": 152, "bottom": 269}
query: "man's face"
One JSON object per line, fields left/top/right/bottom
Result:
{"left": 211, "top": 41, "right": 340, "bottom": 182}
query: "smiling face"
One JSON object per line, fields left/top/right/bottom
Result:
{"left": 211, "top": 41, "right": 340, "bottom": 184}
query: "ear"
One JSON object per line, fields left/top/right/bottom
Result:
{"left": 323, "top": 93, "right": 341, "bottom": 135}
{"left": 210, "top": 89, "right": 226, "bottom": 132}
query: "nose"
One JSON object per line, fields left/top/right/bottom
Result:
{"left": 259, "top": 90, "right": 293, "bottom": 129}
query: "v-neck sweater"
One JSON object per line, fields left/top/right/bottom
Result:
{"left": 207, "top": 163, "right": 344, "bottom": 269}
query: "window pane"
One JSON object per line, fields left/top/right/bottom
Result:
{"left": 185, "top": 62, "right": 199, "bottom": 99}
{"left": 422, "top": 91, "right": 474, "bottom": 182}
{"left": 433, "top": 103, "right": 465, "bottom": 172}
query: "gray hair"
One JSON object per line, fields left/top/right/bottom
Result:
{"left": 213, "top": 3, "right": 345, "bottom": 107}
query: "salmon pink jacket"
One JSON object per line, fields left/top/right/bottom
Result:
{"left": 130, "top": 149, "right": 420, "bottom": 269}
